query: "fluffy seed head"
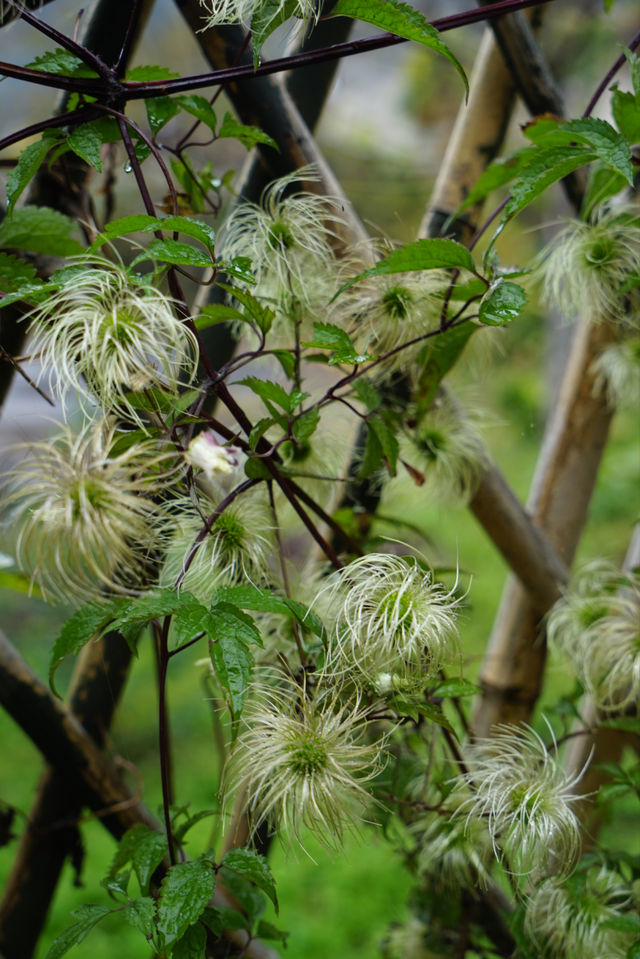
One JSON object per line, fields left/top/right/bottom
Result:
{"left": 320, "top": 553, "right": 462, "bottom": 687}
{"left": 403, "top": 399, "right": 486, "bottom": 504}
{"left": 592, "top": 336, "right": 640, "bottom": 410}
{"left": 220, "top": 168, "right": 343, "bottom": 311}
{"left": 415, "top": 810, "right": 494, "bottom": 893}
{"left": 525, "top": 867, "right": 635, "bottom": 959}
{"left": 548, "top": 563, "right": 640, "bottom": 711}
{"left": 198, "top": 0, "right": 318, "bottom": 29}
{"left": 162, "top": 491, "right": 274, "bottom": 600}
{"left": 333, "top": 248, "right": 447, "bottom": 367}
{"left": 27, "top": 260, "right": 198, "bottom": 423}
{"left": 538, "top": 209, "right": 640, "bottom": 325}
{"left": 225, "top": 678, "right": 385, "bottom": 849}
{"left": 455, "top": 723, "right": 583, "bottom": 879}
{"left": 9, "top": 419, "right": 175, "bottom": 604}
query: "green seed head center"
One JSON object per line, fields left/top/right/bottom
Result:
{"left": 287, "top": 734, "right": 328, "bottom": 775}
{"left": 382, "top": 285, "right": 412, "bottom": 320}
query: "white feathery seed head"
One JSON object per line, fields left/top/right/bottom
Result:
{"left": 9, "top": 419, "right": 176, "bottom": 604}
{"left": 524, "top": 867, "right": 635, "bottom": 959}
{"left": 415, "top": 810, "right": 494, "bottom": 893}
{"left": 402, "top": 399, "right": 486, "bottom": 504}
{"left": 455, "top": 722, "right": 584, "bottom": 879}
{"left": 319, "top": 553, "right": 462, "bottom": 686}
{"left": 198, "top": 0, "right": 318, "bottom": 29}
{"left": 220, "top": 167, "right": 343, "bottom": 310}
{"left": 162, "top": 490, "right": 274, "bottom": 600}
{"left": 592, "top": 335, "right": 640, "bottom": 410}
{"left": 225, "top": 676, "right": 386, "bottom": 849}
{"left": 548, "top": 563, "right": 640, "bottom": 711}
{"left": 537, "top": 208, "right": 640, "bottom": 325}
{"left": 26, "top": 260, "right": 198, "bottom": 424}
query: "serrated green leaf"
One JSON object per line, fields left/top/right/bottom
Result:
{"left": 125, "top": 65, "right": 179, "bottom": 82}
{"left": 431, "top": 678, "right": 479, "bottom": 698}
{"left": 211, "top": 585, "right": 325, "bottom": 639}
{"left": 123, "top": 896, "right": 156, "bottom": 936}
{"left": 303, "top": 322, "right": 371, "bottom": 365}
{"left": 0, "top": 252, "right": 38, "bottom": 292}
{"left": 457, "top": 147, "right": 537, "bottom": 213}
{"left": 271, "top": 349, "right": 296, "bottom": 379}
{"left": 146, "top": 96, "right": 181, "bottom": 136}
{"left": 499, "top": 145, "right": 593, "bottom": 235}
{"left": 479, "top": 279, "right": 526, "bottom": 326}
{"left": 256, "top": 919, "right": 289, "bottom": 944}
{"left": 523, "top": 115, "right": 634, "bottom": 185}
{"left": 221, "top": 848, "right": 278, "bottom": 913}
{"left": 251, "top": 0, "right": 299, "bottom": 67}
{"left": 172, "top": 921, "right": 207, "bottom": 958}
{"left": 351, "top": 378, "right": 381, "bottom": 411}
{"left": 199, "top": 906, "right": 223, "bottom": 936}
{"left": 334, "top": 238, "right": 475, "bottom": 299}
{"left": 131, "top": 238, "right": 213, "bottom": 269}
{"left": 368, "top": 414, "right": 399, "bottom": 475}
{"left": 157, "top": 859, "right": 215, "bottom": 943}
{"left": 244, "top": 457, "right": 273, "bottom": 480}
{"left": 358, "top": 420, "right": 383, "bottom": 479}
{"left": 581, "top": 161, "right": 629, "bottom": 219}
{"left": 292, "top": 406, "right": 320, "bottom": 444}
{"left": 417, "top": 321, "right": 475, "bottom": 408}
{"left": 624, "top": 48, "right": 640, "bottom": 104}
{"left": 415, "top": 701, "right": 455, "bottom": 733}
{"left": 49, "top": 601, "right": 121, "bottom": 695}
{"left": 330, "top": 0, "right": 467, "bottom": 96}
{"left": 90, "top": 214, "right": 159, "bottom": 250}
{"left": 5, "top": 136, "right": 61, "bottom": 211}
{"left": 611, "top": 87, "right": 640, "bottom": 143}
{"left": 110, "top": 589, "right": 202, "bottom": 632}
{"left": 67, "top": 121, "right": 104, "bottom": 170}
{"left": 109, "top": 824, "right": 168, "bottom": 894}
{"left": 218, "top": 112, "right": 278, "bottom": 151}
{"left": 209, "top": 602, "right": 262, "bottom": 647}
{"left": 209, "top": 615, "right": 255, "bottom": 716}
{"left": 240, "top": 377, "right": 297, "bottom": 414}
{"left": 175, "top": 94, "right": 218, "bottom": 134}
{"left": 25, "top": 48, "right": 99, "bottom": 78}
{"left": 44, "top": 904, "right": 112, "bottom": 959}
{"left": 196, "top": 303, "right": 246, "bottom": 329}
{"left": 149, "top": 216, "right": 216, "bottom": 251}
{"left": 218, "top": 283, "right": 273, "bottom": 332}
{"left": 0, "top": 205, "right": 82, "bottom": 256}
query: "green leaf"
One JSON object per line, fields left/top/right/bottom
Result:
{"left": 581, "top": 161, "right": 629, "bottom": 219}
{"left": 271, "top": 349, "right": 296, "bottom": 379}
{"left": 358, "top": 419, "right": 383, "bottom": 478}
{"left": 67, "top": 121, "right": 104, "bottom": 170}
{"left": 49, "top": 601, "right": 121, "bottom": 695}
{"left": 239, "top": 377, "right": 302, "bottom": 415}
{"left": 196, "top": 303, "right": 246, "bottom": 329}
{"left": 523, "top": 115, "right": 634, "bottom": 185}
{"left": 256, "top": 919, "right": 289, "bottom": 945}
{"left": 146, "top": 96, "right": 181, "bottom": 136}
{"left": 0, "top": 252, "right": 38, "bottom": 292}
{"left": 303, "top": 322, "right": 371, "bottom": 365}
{"left": 351, "top": 378, "right": 381, "bottom": 411}
{"left": 627, "top": 941, "right": 640, "bottom": 959}
{"left": 218, "top": 283, "right": 274, "bottom": 333}
{"left": 329, "top": 0, "right": 467, "bottom": 96}
{"left": 176, "top": 94, "right": 218, "bottom": 134}
{"left": 368, "top": 414, "right": 399, "bottom": 475}
{"left": 251, "top": 0, "right": 299, "bottom": 67}
{"left": 212, "top": 585, "right": 325, "bottom": 639}
{"left": 601, "top": 915, "right": 640, "bottom": 933}
{"left": 611, "top": 87, "right": 640, "bottom": 143}
{"left": 44, "top": 905, "right": 112, "bottom": 959}
{"left": 292, "top": 406, "right": 320, "bottom": 444}
{"left": 417, "top": 321, "right": 475, "bottom": 409}
{"left": 209, "top": 622, "right": 255, "bottom": 717}
{"left": 624, "top": 48, "right": 640, "bottom": 104}
{"left": 123, "top": 896, "right": 156, "bottom": 936}
{"left": 110, "top": 824, "right": 168, "bottom": 894}
{"left": 0, "top": 205, "right": 83, "bottom": 256}
{"left": 414, "top": 701, "right": 455, "bottom": 733}
{"left": 131, "top": 238, "right": 213, "bottom": 269}
{"left": 25, "top": 48, "right": 99, "bottom": 78}
{"left": 125, "top": 65, "right": 179, "bottom": 82}
{"left": 150, "top": 216, "right": 216, "bottom": 251}
{"left": 172, "top": 921, "right": 207, "bottom": 958}
{"left": 600, "top": 716, "right": 640, "bottom": 734}
{"left": 157, "top": 859, "right": 216, "bottom": 943}
{"left": 90, "top": 213, "right": 160, "bottom": 249}
{"left": 457, "top": 147, "right": 537, "bottom": 212}
{"left": 199, "top": 906, "right": 224, "bottom": 936}
{"left": 221, "top": 848, "right": 278, "bottom": 913}
{"left": 218, "top": 112, "right": 278, "bottom": 151}
{"left": 334, "top": 238, "right": 475, "bottom": 299}
{"left": 209, "top": 602, "right": 262, "bottom": 647}
{"left": 5, "top": 135, "right": 62, "bottom": 212}
{"left": 478, "top": 279, "right": 527, "bottom": 326}
{"left": 431, "top": 678, "right": 479, "bottom": 698}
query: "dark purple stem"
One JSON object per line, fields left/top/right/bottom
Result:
{"left": 583, "top": 28, "right": 640, "bottom": 118}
